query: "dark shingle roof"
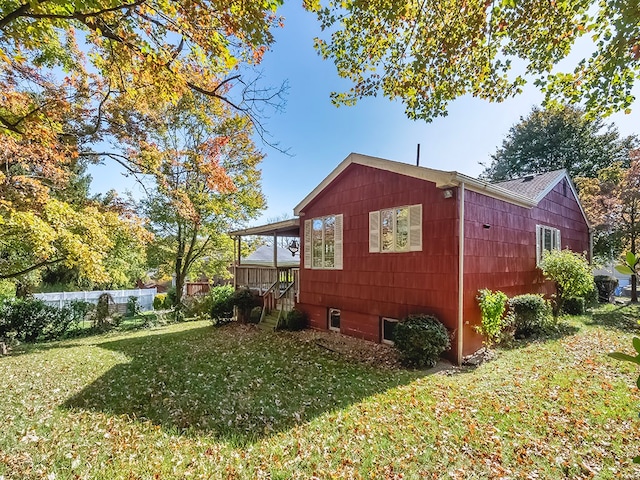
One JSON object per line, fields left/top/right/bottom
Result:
{"left": 492, "top": 170, "right": 566, "bottom": 201}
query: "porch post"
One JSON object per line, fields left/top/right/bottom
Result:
{"left": 273, "top": 232, "right": 278, "bottom": 292}
{"left": 273, "top": 232, "right": 278, "bottom": 269}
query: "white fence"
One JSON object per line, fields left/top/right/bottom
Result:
{"left": 33, "top": 288, "right": 157, "bottom": 312}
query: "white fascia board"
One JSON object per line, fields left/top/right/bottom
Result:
{"left": 293, "top": 152, "right": 540, "bottom": 214}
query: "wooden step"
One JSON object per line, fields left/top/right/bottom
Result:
{"left": 258, "top": 313, "right": 280, "bottom": 331}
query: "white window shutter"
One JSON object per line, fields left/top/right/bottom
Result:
{"left": 409, "top": 204, "right": 422, "bottom": 251}
{"left": 334, "top": 214, "right": 343, "bottom": 269}
{"left": 555, "top": 229, "right": 561, "bottom": 250}
{"left": 369, "top": 211, "right": 380, "bottom": 253}
{"left": 304, "top": 219, "right": 312, "bottom": 269}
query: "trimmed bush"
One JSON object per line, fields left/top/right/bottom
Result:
{"left": 209, "top": 285, "right": 235, "bottom": 322}
{"left": 508, "top": 294, "right": 551, "bottom": 337}
{"left": 562, "top": 296, "right": 585, "bottom": 315}
{"left": 153, "top": 294, "right": 167, "bottom": 310}
{"left": 394, "top": 314, "right": 451, "bottom": 368}
{"left": 230, "top": 287, "right": 259, "bottom": 324}
{"left": 249, "top": 306, "right": 262, "bottom": 324}
{"left": 282, "top": 309, "right": 307, "bottom": 331}
{"left": 594, "top": 275, "right": 619, "bottom": 303}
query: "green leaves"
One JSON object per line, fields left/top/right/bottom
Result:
{"left": 481, "top": 104, "right": 637, "bottom": 181}
{"left": 539, "top": 249, "right": 595, "bottom": 317}
{"left": 616, "top": 264, "right": 635, "bottom": 275}
{"left": 306, "top": 0, "right": 640, "bottom": 121}
{"left": 615, "top": 252, "right": 639, "bottom": 276}
{"left": 476, "top": 289, "right": 509, "bottom": 346}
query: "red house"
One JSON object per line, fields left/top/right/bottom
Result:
{"left": 231, "top": 153, "right": 590, "bottom": 364}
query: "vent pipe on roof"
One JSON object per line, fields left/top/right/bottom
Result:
{"left": 416, "top": 143, "right": 421, "bottom": 166}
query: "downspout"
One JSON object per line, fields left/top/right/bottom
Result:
{"left": 457, "top": 182, "right": 465, "bottom": 365}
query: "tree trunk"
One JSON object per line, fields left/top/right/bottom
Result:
{"left": 631, "top": 274, "right": 638, "bottom": 303}
{"left": 174, "top": 253, "right": 185, "bottom": 321}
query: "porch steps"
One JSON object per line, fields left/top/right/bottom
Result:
{"left": 259, "top": 312, "right": 280, "bottom": 331}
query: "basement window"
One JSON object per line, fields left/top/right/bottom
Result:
{"left": 381, "top": 317, "right": 399, "bottom": 345}
{"left": 328, "top": 308, "right": 341, "bottom": 332}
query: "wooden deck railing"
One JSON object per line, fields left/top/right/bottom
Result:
{"left": 235, "top": 266, "right": 299, "bottom": 313}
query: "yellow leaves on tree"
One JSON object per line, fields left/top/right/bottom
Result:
{"left": 0, "top": 198, "right": 151, "bottom": 283}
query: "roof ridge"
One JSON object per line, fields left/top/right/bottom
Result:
{"left": 492, "top": 168, "right": 566, "bottom": 185}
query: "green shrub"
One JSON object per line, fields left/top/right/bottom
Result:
{"left": 165, "top": 287, "right": 177, "bottom": 308}
{"left": 594, "top": 275, "right": 619, "bottom": 303}
{"left": 539, "top": 250, "right": 595, "bottom": 316}
{"left": 209, "top": 285, "right": 235, "bottom": 322}
{"left": 126, "top": 296, "right": 141, "bottom": 317}
{"left": 230, "top": 287, "right": 259, "bottom": 324}
{"left": 394, "top": 314, "right": 451, "bottom": 368}
{"left": 508, "top": 294, "right": 551, "bottom": 337}
{"left": 153, "top": 294, "right": 167, "bottom": 310}
{"left": 0, "top": 298, "right": 92, "bottom": 342}
{"left": 282, "top": 309, "right": 307, "bottom": 331}
{"left": 562, "top": 296, "right": 585, "bottom": 315}
{"left": 476, "top": 289, "right": 508, "bottom": 346}
{"left": 0, "top": 280, "right": 15, "bottom": 303}
{"left": 584, "top": 285, "right": 599, "bottom": 308}
{"left": 0, "top": 298, "right": 48, "bottom": 342}
{"left": 249, "top": 306, "right": 262, "bottom": 324}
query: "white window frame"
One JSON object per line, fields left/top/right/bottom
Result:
{"left": 381, "top": 317, "right": 399, "bottom": 345}
{"left": 304, "top": 214, "right": 343, "bottom": 269}
{"left": 328, "top": 308, "right": 341, "bottom": 332}
{"left": 369, "top": 204, "right": 422, "bottom": 253}
{"left": 536, "top": 224, "right": 561, "bottom": 265}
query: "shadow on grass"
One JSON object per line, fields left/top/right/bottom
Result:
{"left": 62, "top": 324, "right": 427, "bottom": 444}
{"left": 585, "top": 303, "right": 640, "bottom": 333}
{"left": 495, "top": 320, "right": 581, "bottom": 352}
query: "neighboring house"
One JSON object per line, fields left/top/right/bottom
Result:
{"left": 243, "top": 245, "right": 300, "bottom": 268}
{"left": 231, "top": 153, "right": 590, "bottom": 364}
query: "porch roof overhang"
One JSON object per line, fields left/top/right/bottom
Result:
{"left": 229, "top": 218, "right": 300, "bottom": 237}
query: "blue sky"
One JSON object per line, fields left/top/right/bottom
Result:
{"left": 89, "top": 3, "right": 640, "bottom": 226}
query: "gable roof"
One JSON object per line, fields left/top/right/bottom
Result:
{"left": 293, "top": 153, "right": 589, "bottom": 227}
{"left": 493, "top": 170, "right": 566, "bottom": 202}
{"left": 294, "top": 153, "right": 536, "bottom": 214}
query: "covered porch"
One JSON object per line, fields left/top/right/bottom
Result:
{"left": 230, "top": 218, "right": 301, "bottom": 323}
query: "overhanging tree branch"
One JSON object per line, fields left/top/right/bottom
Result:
{"left": 0, "top": 258, "right": 63, "bottom": 279}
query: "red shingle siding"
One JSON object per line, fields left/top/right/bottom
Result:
{"left": 298, "top": 165, "right": 589, "bottom": 362}
{"left": 298, "top": 163, "right": 461, "bottom": 358}
{"left": 462, "top": 180, "right": 589, "bottom": 354}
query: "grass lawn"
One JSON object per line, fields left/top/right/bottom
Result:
{"left": 1, "top": 305, "right": 640, "bottom": 479}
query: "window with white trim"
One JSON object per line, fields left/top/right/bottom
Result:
{"left": 369, "top": 204, "right": 422, "bottom": 253}
{"left": 381, "top": 317, "right": 399, "bottom": 345}
{"left": 304, "top": 214, "right": 343, "bottom": 269}
{"left": 536, "top": 224, "right": 561, "bottom": 264}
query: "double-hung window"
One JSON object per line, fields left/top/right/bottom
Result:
{"left": 536, "top": 224, "right": 561, "bottom": 264}
{"left": 369, "top": 204, "right": 422, "bottom": 253}
{"left": 304, "top": 214, "right": 343, "bottom": 269}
